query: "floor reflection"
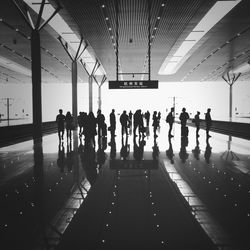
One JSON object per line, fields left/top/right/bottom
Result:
{"left": 1, "top": 123, "right": 250, "bottom": 249}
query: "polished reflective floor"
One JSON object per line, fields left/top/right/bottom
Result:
{"left": 1, "top": 123, "right": 250, "bottom": 249}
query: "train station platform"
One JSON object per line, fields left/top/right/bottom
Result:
{"left": 1, "top": 123, "right": 250, "bottom": 249}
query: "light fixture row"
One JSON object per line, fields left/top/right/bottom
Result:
{"left": 141, "top": 0, "right": 167, "bottom": 79}
{"left": 181, "top": 25, "right": 250, "bottom": 82}
{"left": 0, "top": 18, "right": 72, "bottom": 81}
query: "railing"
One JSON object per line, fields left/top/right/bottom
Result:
{"left": 185, "top": 119, "right": 250, "bottom": 140}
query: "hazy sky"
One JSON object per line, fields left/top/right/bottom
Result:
{"left": 0, "top": 80, "right": 250, "bottom": 123}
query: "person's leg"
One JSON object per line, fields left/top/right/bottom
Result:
{"left": 169, "top": 123, "right": 173, "bottom": 136}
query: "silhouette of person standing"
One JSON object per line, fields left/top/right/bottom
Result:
{"left": 128, "top": 110, "right": 133, "bottom": 128}
{"left": 109, "top": 109, "right": 116, "bottom": 137}
{"left": 65, "top": 111, "right": 74, "bottom": 140}
{"left": 166, "top": 107, "right": 175, "bottom": 137}
{"left": 179, "top": 108, "right": 189, "bottom": 137}
{"left": 85, "top": 112, "right": 97, "bottom": 147}
{"left": 152, "top": 111, "right": 159, "bottom": 138}
{"left": 138, "top": 109, "right": 145, "bottom": 137}
{"left": 194, "top": 111, "right": 201, "bottom": 137}
{"left": 145, "top": 111, "right": 150, "bottom": 127}
{"left": 77, "top": 112, "right": 84, "bottom": 137}
{"left": 133, "top": 110, "right": 140, "bottom": 136}
{"left": 120, "top": 110, "right": 129, "bottom": 136}
{"left": 157, "top": 112, "right": 161, "bottom": 128}
{"left": 96, "top": 109, "right": 105, "bottom": 137}
{"left": 56, "top": 109, "right": 65, "bottom": 140}
{"left": 205, "top": 108, "right": 212, "bottom": 138}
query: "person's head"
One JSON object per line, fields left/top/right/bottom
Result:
{"left": 171, "top": 107, "right": 174, "bottom": 112}
{"left": 66, "top": 111, "right": 71, "bottom": 116}
{"left": 182, "top": 108, "right": 186, "bottom": 112}
{"left": 112, "top": 109, "right": 115, "bottom": 113}
{"left": 59, "top": 109, "right": 63, "bottom": 114}
{"left": 207, "top": 108, "right": 211, "bottom": 113}
{"left": 197, "top": 111, "right": 200, "bottom": 115}
{"left": 123, "top": 110, "right": 126, "bottom": 114}
{"left": 97, "top": 109, "right": 101, "bottom": 114}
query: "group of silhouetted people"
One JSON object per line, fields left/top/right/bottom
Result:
{"left": 164, "top": 107, "right": 212, "bottom": 139}
{"left": 56, "top": 107, "right": 213, "bottom": 146}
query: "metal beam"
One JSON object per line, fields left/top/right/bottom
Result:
{"left": 57, "top": 36, "right": 74, "bottom": 61}
{"left": 76, "top": 42, "right": 88, "bottom": 61}
{"left": 12, "top": 0, "right": 34, "bottom": 30}
{"left": 36, "top": 0, "right": 46, "bottom": 30}
{"left": 38, "top": 5, "right": 62, "bottom": 31}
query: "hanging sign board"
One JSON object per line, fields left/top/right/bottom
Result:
{"left": 109, "top": 80, "right": 158, "bottom": 89}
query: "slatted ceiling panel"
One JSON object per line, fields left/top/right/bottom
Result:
{"left": 58, "top": 0, "right": 117, "bottom": 80}
{"left": 152, "top": 0, "right": 216, "bottom": 81}
{"left": 177, "top": 1, "right": 250, "bottom": 82}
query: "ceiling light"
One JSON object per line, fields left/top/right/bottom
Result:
{"left": 159, "top": 0, "right": 241, "bottom": 75}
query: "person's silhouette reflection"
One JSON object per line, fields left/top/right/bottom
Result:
{"left": 97, "top": 136, "right": 107, "bottom": 167}
{"left": 57, "top": 141, "right": 65, "bottom": 172}
{"left": 66, "top": 140, "right": 73, "bottom": 171}
{"left": 192, "top": 136, "right": 201, "bottom": 160}
{"left": 204, "top": 136, "right": 212, "bottom": 163}
{"left": 166, "top": 135, "right": 174, "bottom": 164}
{"left": 120, "top": 135, "right": 130, "bottom": 160}
{"left": 133, "top": 135, "right": 145, "bottom": 161}
{"left": 80, "top": 143, "right": 98, "bottom": 186}
{"left": 152, "top": 137, "right": 159, "bottom": 160}
{"left": 109, "top": 135, "right": 116, "bottom": 160}
{"left": 179, "top": 136, "right": 189, "bottom": 163}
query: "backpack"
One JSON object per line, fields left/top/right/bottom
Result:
{"left": 166, "top": 114, "right": 171, "bottom": 123}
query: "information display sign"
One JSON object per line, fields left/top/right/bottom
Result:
{"left": 109, "top": 80, "right": 158, "bottom": 89}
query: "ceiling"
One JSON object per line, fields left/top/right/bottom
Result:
{"left": 0, "top": 0, "right": 250, "bottom": 85}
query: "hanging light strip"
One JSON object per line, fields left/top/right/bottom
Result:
{"left": 141, "top": 0, "right": 167, "bottom": 80}
{"left": 159, "top": 0, "right": 242, "bottom": 76}
{"left": 181, "top": 26, "right": 250, "bottom": 82}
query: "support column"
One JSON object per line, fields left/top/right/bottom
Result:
{"left": 98, "top": 86, "right": 101, "bottom": 110}
{"left": 72, "top": 60, "right": 78, "bottom": 128}
{"left": 31, "top": 29, "right": 42, "bottom": 139}
{"left": 229, "top": 84, "right": 233, "bottom": 121}
{"left": 89, "top": 75, "right": 93, "bottom": 112}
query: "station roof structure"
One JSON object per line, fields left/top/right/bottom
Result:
{"left": 0, "top": 0, "right": 250, "bottom": 84}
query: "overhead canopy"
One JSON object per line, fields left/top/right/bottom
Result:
{"left": 0, "top": 0, "right": 250, "bottom": 84}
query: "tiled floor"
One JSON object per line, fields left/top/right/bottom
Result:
{"left": 1, "top": 123, "right": 250, "bottom": 249}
